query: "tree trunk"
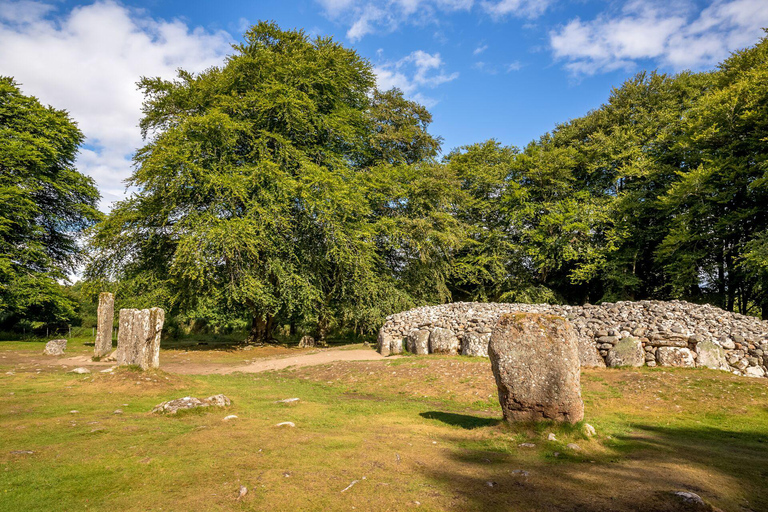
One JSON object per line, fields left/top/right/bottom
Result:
{"left": 248, "top": 314, "right": 275, "bottom": 344}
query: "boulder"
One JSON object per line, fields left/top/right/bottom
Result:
{"left": 429, "top": 327, "right": 460, "bottom": 355}
{"left": 406, "top": 329, "right": 430, "bottom": 355}
{"left": 745, "top": 366, "right": 766, "bottom": 378}
{"left": 656, "top": 347, "right": 696, "bottom": 368}
{"left": 695, "top": 340, "right": 729, "bottom": 371}
{"left": 606, "top": 337, "right": 644, "bottom": 367}
{"left": 461, "top": 331, "right": 490, "bottom": 357}
{"left": 489, "top": 313, "right": 584, "bottom": 423}
{"left": 94, "top": 292, "right": 114, "bottom": 357}
{"left": 43, "top": 339, "right": 67, "bottom": 356}
{"left": 152, "top": 394, "right": 231, "bottom": 414}
{"left": 298, "top": 336, "right": 315, "bottom": 348}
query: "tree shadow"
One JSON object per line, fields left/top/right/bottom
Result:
{"left": 414, "top": 418, "right": 767, "bottom": 511}
{"left": 420, "top": 411, "right": 502, "bottom": 429}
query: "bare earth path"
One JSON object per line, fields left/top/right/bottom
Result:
{"left": 51, "top": 346, "right": 394, "bottom": 375}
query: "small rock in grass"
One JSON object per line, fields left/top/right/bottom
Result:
{"left": 44, "top": 339, "right": 67, "bottom": 356}
{"left": 566, "top": 443, "right": 582, "bottom": 451}
{"left": 70, "top": 410, "right": 79, "bottom": 414}
{"left": 152, "top": 394, "right": 231, "bottom": 414}
{"left": 10, "top": 450, "right": 34, "bottom": 455}
{"left": 113, "top": 409, "right": 123, "bottom": 415}
{"left": 673, "top": 491, "right": 707, "bottom": 507}
{"left": 223, "top": 415, "right": 238, "bottom": 421}
{"left": 275, "top": 421, "right": 295, "bottom": 428}
{"left": 237, "top": 485, "right": 248, "bottom": 501}
{"left": 583, "top": 423, "right": 596, "bottom": 437}
{"left": 518, "top": 443, "right": 536, "bottom": 448}
{"left": 511, "top": 470, "right": 529, "bottom": 477}
{"left": 100, "top": 367, "right": 115, "bottom": 373}
{"left": 547, "top": 433, "right": 557, "bottom": 441}
{"left": 69, "top": 367, "right": 91, "bottom": 374}
{"left": 276, "top": 398, "right": 300, "bottom": 404}
{"left": 553, "top": 452, "right": 560, "bottom": 458}
{"left": 486, "top": 481, "right": 497, "bottom": 487}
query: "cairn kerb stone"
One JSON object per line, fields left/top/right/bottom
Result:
{"left": 461, "top": 331, "right": 490, "bottom": 357}
{"left": 406, "top": 329, "right": 430, "bottom": 355}
{"left": 656, "top": 347, "right": 696, "bottom": 368}
{"left": 429, "top": 327, "right": 460, "bottom": 355}
{"left": 95, "top": 292, "right": 114, "bottom": 357}
{"left": 606, "top": 337, "right": 644, "bottom": 367}
{"left": 489, "top": 313, "right": 584, "bottom": 423}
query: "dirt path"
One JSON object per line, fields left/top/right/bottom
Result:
{"left": 52, "top": 347, "right": 394, "bottom": 375}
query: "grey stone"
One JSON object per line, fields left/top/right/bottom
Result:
{"left": 95, "top": 292, "right": 114, "bottom": 358}
{"left": 152, "top": 394, "right": 231, "bottom": 414}
{"left": 489, "top": 314, "right": 583, "bottom": 423}
{"left": 461, "top": 331, "right": 490, "bottom": 357}
{"left": 116, "top": 307, "right": 165, "bottom": 370}
{"left": 43, "top": 339, "right": 67, "bottom": 356}
{"left": 429, "top": 327, "right": 460, "bottom": 355}
{"left": 656, "top": 347, "right": 696, "bottom": 368}
{"left": 406, "top": 329, "right": 430, "bottom": 355}
{"left": 745, "top": 366, "right": 766, "bottom": 378}
{"left": 606, "top": 337, "right": 644, "bottom": 367}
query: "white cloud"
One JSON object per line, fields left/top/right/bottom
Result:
{"left": 473, "top": 44, "right": 488, "bottom": 55}
{"left": 550, "top": 0, "right": 768, "bottom": 75}
{"left": 0, "top": 1, "right": 233, "bottom": 210}
{"left": 317, "top": 0, "right": 475, "bottom": 41}
{"left": 482, "top": 0, "right": 553, "bottom": 18}
{"left": 374, "top": 49, "right": 458, "bottom": 106}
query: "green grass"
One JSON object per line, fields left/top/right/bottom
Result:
{"left": 1, "top": 344, "right": 767, "bottom": 511}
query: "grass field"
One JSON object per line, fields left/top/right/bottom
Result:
{"left": 1, "top": 338, "right": 767, "bottom": 511}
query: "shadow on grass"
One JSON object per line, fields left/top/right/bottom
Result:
{"left": 416, "top": 413, "right": 767, "bottom": 511}
{"left": 420, "top": 411, "right": 502, "bottom": 429}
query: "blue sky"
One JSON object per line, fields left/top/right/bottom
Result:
{"left": 1, "top": 0, "right": 766, "bottom": 209}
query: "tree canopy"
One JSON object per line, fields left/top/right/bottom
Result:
{"left": 0, "top": 77, "right": 100, "bottom": 329}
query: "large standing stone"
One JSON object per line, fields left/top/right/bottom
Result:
{"left": 695, "top": 340, "right": 729, "bottom": 371}
{"left": 429, "top": 327, "right": 460, "bottom": 355}
{"left": 116, "top": 307, "right": 165, "bottom": 370}
{"left": 43, "top": 339, "right": 67, "bottom": 356}
{"left": 377, "top": 330, "right": 392, "bottom": 356}
{"left": 606, "top": 337, "right": 644, "bottom": 367}
{"left": 656, "top": 347, "right": 696, "bottom": 368}
{"left": 406, "top": 329, "right": 430, "bottom": 355}
{"left": 94, "top": 292, "right": 114, "bottom": 358}
{"left": 461, "top": 331, "right": 490, "bottom": 357}
{"left": 489, "top": 313, "right": 584, "bottom": 423}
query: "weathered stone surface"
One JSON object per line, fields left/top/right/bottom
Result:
{"left": 695, "top": 340, "right": 729, "bottom": 371}
{"left": 94, "top": 292, "right": 114, "bottom": 357}
{"left": 489, "top": 313, "right": 584, "bottom": 423}
{"left": 116, "top": 307, "right": 165, "bottom": 370}
{"left": 389, "top": 336, "right": 404, "bottom": 355}
{"left": 406, "top": 329, "right": 430, "bottom": 355}
{"left": 377, "top": 330, "right": 392, "bottom": 356}
{"left": 606, "top": 337, "right": 644, "bottom": 367}
{"left": 656, "top": 347, "right": 696, "bottom": 367}
{"left": 745, "top": 366, "right": 766, "bottom": 378}
{"left": 43, "top": 339, "right": 66, "bottom": 356}
{"left": 152, "top": 394, "right": 231, "bottom": 414}
{"left": 461, "top": 331, "right": 490, "bottom": 357}
{"left": 578, "top": 335, "right": 606, "bottom": 368}
{"left": 298, "top": 336, "right": 315, "bottom": 348}
{"left": 429, "top": 327, "right": 460, "bottom": 355}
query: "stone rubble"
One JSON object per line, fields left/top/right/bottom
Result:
{"left": 377, "top": 300, "right": 768, "bottom": 378}
{"left": 152, "top": 394, "right": 231, "bottom": 414}
{"left": 43, "top": 339, "right": 66, "bottom": 356}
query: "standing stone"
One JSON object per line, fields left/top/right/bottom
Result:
{"left": 377, "top": 330, "right": 392, "bottom": 356}
{"left": 298, "top": 336, "right": 316, "bottom": 348}
{"left": 406, "top": 330, "right": 430, "bottom": 355}
{"left": 696, "top": 340, "right": 729, "bottom": 371}
{"left": 390, "top": 336, "right": 404, "bottom": 355}
{"left": 489, "top": 313, "right": 584, "bottom": 423}
{"left": 606, "top": 337, "right": 644, "bottom": 367}
{"left": 461, "top": 331, "right": 490, "bottom": 357}
{"left": 429, "top": 327, "right": 460, "bottom": 355}
{"left": 94, "top": 292, "right": 114, "bottom": 358}
{"left": 43, "top": 339, "right": 67, "bottom": 356}
{"left": 116, "top": 307, "right": 165, "bottom": 370}
{"left": 656, "top": 347, "right": 696, "bottom": 368}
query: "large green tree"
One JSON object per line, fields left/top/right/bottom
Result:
{"left": 88, "top": 23, "right": 443, "bottom": 342}
{"left": 0, "top": 77, "right": 100, "bottom": 328}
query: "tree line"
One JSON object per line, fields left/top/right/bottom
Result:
{"left": 2, "top": 23, "right": 767, "bottom": 342}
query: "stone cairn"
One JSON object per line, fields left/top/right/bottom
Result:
{"left": 116, "top": 308, "right": 165, "bottom": 370}
{"left": 94, "top": 292, "right": 114, "bottom": 358}
{"left": 378, "top": 300, "right": 768, "bottom": 378}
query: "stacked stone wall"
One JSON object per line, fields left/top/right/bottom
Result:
{"left": 377, "top": 301, "right": 768, "bottom": 378}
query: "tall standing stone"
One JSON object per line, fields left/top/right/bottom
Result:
{"left": 489, "top": 313, "right": 584, "bottom": 423}
{"left": 94, "top": 292, "right": 114, "bottom": 357}
{"left": 116, "top": 307, "right": 165, "bottom": 370}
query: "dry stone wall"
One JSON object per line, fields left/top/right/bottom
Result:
{"left": 377, "top": 301, "right": 768, "bottom": 378}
